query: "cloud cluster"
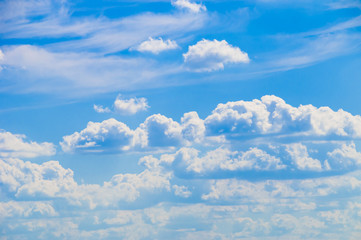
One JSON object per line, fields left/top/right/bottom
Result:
{"left": 0, "top": 129, "right": 55, "bottom": 158}
{"left": 0, "top": 156, "right": 172, "bottom": 209}
{"left": 0, "top": 201, "right": 57, "bottom": 218}
{"left": 61, "top": 111, "right": 205, "bottom": 153}
{"left": 64, "top": 95, "right": 361, "bottom": 156}
{"left": 3, "top": 118, "right": 361, "bottom": 239}
{"left": 183, "top": 39, "right": 250, "bottom": 71}
{"left": 135, "top": 37, "right": 178, "bottom": 54}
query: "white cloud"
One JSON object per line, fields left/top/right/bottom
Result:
{"left": 60, "top": 118, "right": 134, "bottom": 153}
{"left": 181, "top": 111, "right": 205, "bottom": 143}
{"left": 93, "top": 104, "right": 111, "bottom": 113}
{"left": 0, "top": 156, "right": 172, "bottom": 209}
{"left": 183, "top": 39, "right": 250, "bottom": 72}
{"left": 327, "top": 142, "right": 361, "bottom": 169}
{"left": 0, "top": 201, "right": 57, "bottom": 218}
{"left": 0, "top": 157, "right": 76, "bottom": 194}
{"left": 202, "top": 174, "right": 361, "bottom": 201}
{"left": 114, "top": 95, "right": 149, "bottom": 115}
{"left": 0, "top": 129, "right": 55, "bottom": 158}
{"left": 205, "top": 95, "right": 361, "bottom": 139}
{"left": 63, "top": 95, "right": 361, "bottom": 160}
{"left": 0, "top": 45, "right": 175, "bottom": 96}
{"left": 172, "top": 185, "right": 192, "bottom": 198}
{"left": 171, "top": 147, "right": 285, "bottom": 174}
{"left": 286, "top": 143, "right": 323, "bottom": 171}
{"left": 60, "top": 115, "right": 187, "bottom": 153}
{"left": 0, "top": 49, "right": 4, "bottom": 61}
{"left": 138, "top": 114, "right": 183, "bottom": 147}
{"left": 172, "top": 0, "right": 206, "bottom": 13}
{"left": 135, "top": 37, "right": 178, "bottom": 54}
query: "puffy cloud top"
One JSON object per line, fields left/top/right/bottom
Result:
{"left": 183, "top": 39, "right": 250, "bottom": 72}
{"left": 60, "top": 118, "right": 134, "bottom": 153}
{"left": 205, "top": 95, "right": 361, "bottom": 139}
{"left": 172, "top": 0, "right": 206, "bottom": 13}
{"left": 60, "top": 113, "right": 206, "bottom": 153}
{"left": 135, "top": 37, "right": 178, "bottom": 54}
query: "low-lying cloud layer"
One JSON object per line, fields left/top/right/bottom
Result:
{"left": 2, "top": 95, "right": 361, "bottom": 239}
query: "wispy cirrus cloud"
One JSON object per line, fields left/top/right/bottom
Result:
{"left": 0, "top": 45, "right": 180, "bottom": 96}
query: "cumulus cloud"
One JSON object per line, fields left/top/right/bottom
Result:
{"left": 0, "top": 130, "right": 55, "bottom": 158}
{"left": 327, "top": 142, "right": 361, "bottom": 169}
{"left": 171, "top": 147, "right": 285, "bottom": 175}
{"left": 0, "top": 201, "right": 57, "bottom": 218}
{"left": 286, "top": 143, "right": 323, "bottom": 171}
{"left": 0, "top": 156, "right": 172, "bottom": 209}
{"left": 61, "top": 112, "right": 206, "bottom": 153}
{"left": 183, "top": 39, "right": 250, "bottom": 71}
{"left": 172, "top": 0, "right": 206, "bottom": 13}
{"left": 60, "top": 118, "right": 134, "bottom": 153}
{"left": 93, "top": 104, "right": 111, "bottom": 113}
{"left": 138, "top": 114, "right": 183, "bottom": 148}
{"left": 135, "top": 37, "right": 178, "bottom": 54}
{"left": 205, "top": 95, "right": 361, "bottom": 139}
{"left": 64, "top": 95, "right": 361, "bottom": 158}
{"left": 114, "top": 95, "right": 149, "bottom": 115}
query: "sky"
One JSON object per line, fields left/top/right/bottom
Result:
{"left": 1, "top": 0, "right": 361, "bottom": 239}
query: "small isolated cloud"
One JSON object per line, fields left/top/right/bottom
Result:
{"left": 0, "top": 129, "right": 55, "bottom": 158}
{"left": 93, "top": 104, "right": 111, "bottom": 113}
{"left": 114, "top": 95, "right": 149, "bottom": 115}
{"left": 183, "top": 39, "right": 250, "bottom": 72}
{"left": 172, "top": 0, "right": 206, "bottom": 13}
{"left": 135, "top": 37, "right": 178, "bottom": 54}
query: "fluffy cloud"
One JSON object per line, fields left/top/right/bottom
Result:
{"left": 171, "top": 147, "right": 285, "bottom": 175}
{"left": 205, "top": 95, "right": 361, "bottom": 139}
{"left": 0, "top": 156, "right": 172, "bottom": 209}
{"left": 0, "top": 130, "right": 55, "bottom": 158}
{"left": 138, "top": 114, "right": 183, "bottom": 147}
{"left": 327, "top": 142, "right": 361, "bottom": 169}
{"left": 135, "top": 37, "right": 178, "bottom": 54}
{"left": 114, "top": 95, "right": 149, "bottom": 115}
{"left": 64, "top": 95, "right": 361, "bottom": 157}
{"left": 285, "top": 143, "right": 323, "bottom": 171}
{"left": 172, "top": 0, "right": 206, "bottom": 13}
{"left": 93, "top": 104, "right": 111, "bottom": 113}
{"left": 61, "top": 112, "right": 206, "bottom": 153}
{"left": 60, "top": 118, "right": 134, "bottom": 153}
{"left": 183, "top": 39, "right": 250, "bottom": 71}
{"left": 0, "top": 201, "right": 57, "bottom": 218}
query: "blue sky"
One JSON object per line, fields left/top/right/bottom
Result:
{"left": 1, "top": 0, "right": 361, "bottom": 239}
